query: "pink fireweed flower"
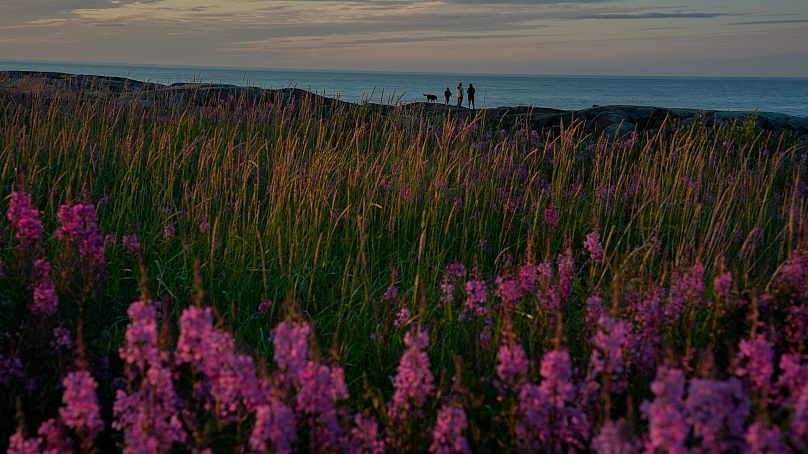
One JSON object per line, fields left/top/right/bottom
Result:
{"left": 7, "top": 431, "right": 40, "bottom": 454}
{"left": 641, "top": 367, "right": 688, "bottom": 454}
{"left": 556, "top": 247, "right": 574, "bottom": 307}
{"left": 496, "top": 341, "right": 528, "bottom": 391}
{"left": 388, "top": 330, "right": 434, "bottom": 423}
{"left": 296, "top": 362, "right": 349, "bottom": 450}
{"left": 714, "top": 271, "right": 732, "bottom": 300}
{"left": 429, "top": 405, "right": 471, "bottom": 454}
{"left": 735, "top": 336, "right": 774, "bottom": 394}
{"left": 584, "top": 231, "right": 604, "bottom": 261}
{"left": 163, "top": 223, "right": 176, "bottom": 241}
{"left": 119, "top": 300, "right": 160, "bottom": 371}
{"left": 666, "top": 263, "right": 704, "bottom": 322}
{"left": 775, "top": 353, "right": 808, "bottom": 407}
{"left": 113, "top": 365, "right": 186, "bottom": 452}
{"left": 515, "top": 350, "right": 589, "bottom": 451}
{"left": 591, "top": 315, "right": 631, "bottom": 392}
{"left": 37, "top": 418, "right": 73, "bottom": 453}
{"left": 685, "top": 378, "right": 749, "bottom": 452}
{"left": 775, "top": 249, "right": 808, "bottom": 296}
{"left": 56, "top": 203, "right": 106, "bottom": 272}
{"left": 543, "top": 207, "right": 558, "bottom": 227}
{"left": 591, "top": 419, "right": 636, "bottom": 454}
{"left": 122, "top": 234, "right": 140, "bottom": 252}
{"left": 494, "top": 276, "right": 519, "bottom": 310}
{"left": 7, "top": 192, "right": 42, "bottom": 245}
{"left": 745, "top": 422, "right": 786, "bottom": 454}
{"left": 59, "top": 371, "right": 104, "bottom": 438}
{"left": 348, "top": 414, "right": 385, "bottom": 454}
{"left": 446, "top": 263, "right": 466, "bottom": 280}
{"left": 176, "top": 306, "right": 262, "bottom": 419}
{"left": 394, "top": 307, "right": 411, "bottom": 327}
{"left": 439, "top": 279, "right": 455, "bottom": 307}
{"left": 250, "top": 399, "right": 297, "bottom": 454}
{"left": 271, "top": 321, "right": 311, "bottom": 384}
{"left": 50, "top": 326, "right": 72, "bottom": 352}
{"left": 463, "top": 280, "right": 488, "bottom": 318}
{"left": 31, "top": 259, "right": 58, "bottom": 317}
{"left": 517, "top": 262, "right": 540, "bottom": 294}
{"left": 585, "top": 295, "right": 605, "bottom": 327}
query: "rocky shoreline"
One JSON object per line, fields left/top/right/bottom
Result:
{"left": 2, "top": 70, "right": 807, "bottom": 137}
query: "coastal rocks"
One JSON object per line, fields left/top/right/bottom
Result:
{"left": 1, "top": 71, "right": 806, "bottom": 138}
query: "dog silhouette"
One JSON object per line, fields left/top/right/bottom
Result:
{"left": 423, "top": 94, "right": 438, "bottom": 103}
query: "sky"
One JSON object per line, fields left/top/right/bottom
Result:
{"left": 0, "top": 0, "right": 807, "bottom": 76}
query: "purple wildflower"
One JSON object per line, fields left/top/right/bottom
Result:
{"left": 446, "top": 263, "right": 466, "bottom": 280}
{"left": 258, "top": 299, "right": 273, "bottom": 315}
{"left": 56, "top": 203, "right": 106, "bottom": 272}
{"left": 429, "top": 405, "right": 470, "bottom": 454}
{"left": 641, "top": 367, "right": 688, "bottom": 454}
{"left": 439, "top": 279, "right": 455, "bottom": 306}
{"left": 592, "top": 419, "right": 636, "bottom": 454}
{"left": 50, "top": 326, "right": 72, "bottom": 351}
{"left": 735, "top": 336, "right": 774, "bottom": 394}
{"left": 714, "top": 271, "right": 732, "bottom": 300}
{"left": 494, "top": 276, "right": 519, "bottom": 310}
{"left": 119, "top": 300, "right": 160, "bottom": 371}
{"left": 59, "top": 371, "right": 104, "bottom": 438}
{"left": 31, "top": 259, "right": 58, "bottom": 317}
{"left": 517, "top": 262, "right": 540, "bottom": 294}
{"left": 543, "top": 207, "right": 558, "bottom": 228}
{"left": 7, "top": 431, "right": 40, "bottom": 454}
{"left": 163, "top": 223, "right": 176, "bottom": 241}
{"left": 685, "top": 378, "right": 748, "bottom": 452}
{"left": 585, "top": 231, "right": 604, "bottom": 261}
{"left": 271, "top": 321, "right": 311, "bottom": 384}
{"left": 250, "top": 399, "right": 297, "bottom": 454}
{"left": 745, "top": 422, "right": 786, "bottom": 454}
{"left": 666, "top": 263, "right": 704, "bottom": 322}
{"left": 122, "top": 234, "right": 141, "bottom": 252}
{"left": 463, "top": 280, "right": 488, "bottom": 318}
{"left": 591, "top": 315, "right": 631, "bottom": 392}
{"left": 496, "top": 341, "right": 528, "bottom": 390}
{"left": 388, "top": 330, "right": 434, "bottom": 423}
{"left": 348, "top": 414, "right": 385, "bottom": 454}
{"left": 7, "top": 192, "right": 42, "bottom": 245}
{"left": 295, "top": 362, "right": 348, "bottom": 449}
{"left": 556, "top": 247, "right": 574, "bottom": 307}
{"left": 515, "top": 350, "right": 588, "bottom": 451}
{"left": 37, "top": 418, "right": 72, "bottom": 453}
{"left": 394, "top": 307, "right": 411, "bottom": 327}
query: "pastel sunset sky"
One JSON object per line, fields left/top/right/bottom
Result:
{"left": 1, "top": 0, "right": 806, "bottom": 76}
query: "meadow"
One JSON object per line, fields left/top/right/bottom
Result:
{"left": 0, "top": 82, "right": 806, "bottom": 453}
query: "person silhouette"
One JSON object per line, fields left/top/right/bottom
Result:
{"left": 444, "top": 87, "right": 451, "bottom": 105}
{"left": 456, "top": 82, "right": 464, "bottom": 108}
{"left": 467, "top": 83, "right": 476, "bottom": 110}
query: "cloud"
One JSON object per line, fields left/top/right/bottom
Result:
{"left": 0, "top": 0, "right": 161, "bottom": 25}
{"left": 731, "top": 19, "right": 808, "bottom": 25}
{"left": 575, "top": 12, "right": 728, "bottom": 20}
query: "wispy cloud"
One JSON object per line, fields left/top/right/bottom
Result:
{"left": 731, "top": 19, "right": 808, "bottom": 25}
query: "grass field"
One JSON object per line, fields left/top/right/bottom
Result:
{"left": 1, "top": 84, "right": 807, "bottom": 452}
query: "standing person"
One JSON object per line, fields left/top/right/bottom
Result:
{"left": 456, "top": 82, "right": 464, "bottom": 108}
{"left": 467, "top": 83, "right": 476, "bottom": 110}
{"left": 444, "top": 87, "right": 451, "bottom": 105}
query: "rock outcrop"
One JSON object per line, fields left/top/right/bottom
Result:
{"left": 2, "top": 71, "right": 806, "bottom": 138}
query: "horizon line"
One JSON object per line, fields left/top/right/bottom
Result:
{"left": 2, "top": 58, "right": 808, "bottom": 81}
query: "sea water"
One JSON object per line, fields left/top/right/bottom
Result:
{"left": 2, "top": 60, "right": 807, "bottom": 117}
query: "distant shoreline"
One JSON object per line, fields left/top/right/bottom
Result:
{"left": 2, "top": 70, "right": 807, "bottom": 137}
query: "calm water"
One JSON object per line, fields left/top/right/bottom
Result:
{"left": 2, "top": 60, "right": 808, "bottom": 117}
